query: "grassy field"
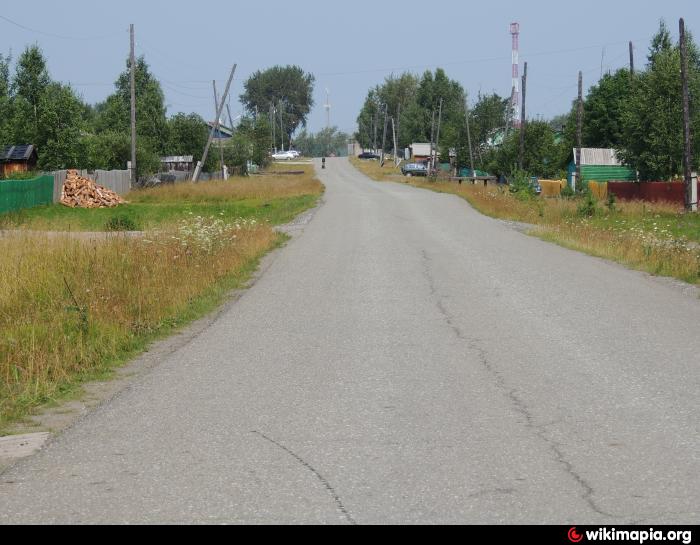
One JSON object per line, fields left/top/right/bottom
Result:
{"left": 0, "top": 168, "right": 324, "bottom": 429}
{"left": 351, "top": 157, "right": 700, "bottom": 285}
{"left": 0, "top": 165, "right": 323, "bottom": 232}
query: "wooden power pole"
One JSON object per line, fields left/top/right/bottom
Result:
{"left": 465, "top": 98, "right": 475, "bottom": 176}
{"left": 213, "top": 81, "right": 225, "bottom": 179}
{"left": 435, "top": 98, "right": 444, "bottom": 172}
{"left": 519, "top": 62, "right": 528, "bottom": 171}
{"left": 576, "top": 70, "right": 584, "bottom": 192}
{"left": 129, "top": 24, "right": 137, "bottom": 184}
{"left": 391, "top": 117, "right": 398, "bottom": 166}
{"left": 680, "top": 18, "right": 697, "bottom": 212}
{"left": 193, "top": 64, "right": 237, "bottom": 183}
{"left": 629, "top": 41, "right": 635, "bottom": 76}
{"left": 380, "top": 105, "right": 388, "bottom": 165}
{"left": 430, "top": 109, "right": 436, "bottom": 170}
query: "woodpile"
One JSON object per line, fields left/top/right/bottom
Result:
{"left": 60, "top": 170, "right": 127, "bottom": 209}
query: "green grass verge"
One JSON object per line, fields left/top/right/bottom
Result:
{"left": 0, "top": 196, "right": 319, "bottom": 232}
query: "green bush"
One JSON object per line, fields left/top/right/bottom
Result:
{"left": 577, "top": 189, "right": 598, "bottom": 218}
{"left": 509, "top": 170, "right": 536, "bottom": 201}
{"left": 105, "top": 214, "right": 139, "bottom": 232}
{"left": 561, "top": 183, "right": 576, "bottom": 199}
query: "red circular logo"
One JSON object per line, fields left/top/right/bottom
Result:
{"left": 568, "top": 528, "right": 584, "bottom": 543}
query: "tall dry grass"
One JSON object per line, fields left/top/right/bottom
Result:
{"left": 538, "top": 221, "right": 700, "bottom": 282}
{"left": 349, "top": 157, "right": 402, "bottom": 182}
{"left": 0, "top": 219, "right": 278, "bottom": 426}
{"left": 130, "top": 169, "right": 323, "bottom": 204}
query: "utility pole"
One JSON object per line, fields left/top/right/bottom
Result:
{"left": 270, "top": 104, "right": 276, "bottom": 153}
{"left": 373, "top": 105, "right": 379, "bottom": 154}
{"left": 576, "top": 70, "right": 584, "bottom": 192}
{"left": 600, "top": 47, "right": 606, "bottom": 79}
{"left": 193, "top": 64, "right": 237, "bottom": 183}
{"left": 465, "top": 98, "right": 475, "bottom": 176}
{"left": 226, "top": 104, "right": 236, "bottom": 135}
{"left": 213, "top": 81, "right": 225, "bottom": 179}
{"left": 519, "top": 62, "right": 528, "bottom": 171}
{"left": 325, "top": 89, "right": 331, "bottom": 157}
{"left": 680, "top": 18, "right": 697, "bottom": 212}
{"left": 396, "top": 103, "right": 402, "bottom": 159}
{"left": 380, "top": 104, "right": 388, "bottom": 164}
{"left": 129, "top": 24, "right": 137, "bottom": 185}
{"left": 430, "top": 109, "right": 436, "bottom": 172}
{"left": 435, "top": 98, "right": 444, "bottom": 173}
{"left": 391, "top": 117, "right": 398, "bottom": 167}
{"left": 279, "top": 101, "right": 285, "bottom": 152}
{"left": 629, "top": 41, "right": 635, "bottom": 76}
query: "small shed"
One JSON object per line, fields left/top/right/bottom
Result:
{"left": 568, "top": 148, "right": 636, "bottom": 188}
{"left": 0, "top": 145, "right": 38, "bottom": 178}
{"left": 161, "top": 155, "right": 194, "bottom": 172}
{"left": 410, "top": 143, "right": 432, "bottom": 160}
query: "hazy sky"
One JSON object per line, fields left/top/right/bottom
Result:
{"left": 1, "top": 0, "right": 698, "bottom": 135}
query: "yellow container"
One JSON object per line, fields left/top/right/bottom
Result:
{"left": 540, "top": 180, "right": 566, "bottom": 198}
{"left": 588, "top": 181, "right": 608, "bottom": 200}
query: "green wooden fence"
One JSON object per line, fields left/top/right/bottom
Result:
{"left": 0, "top": 175, "right": 55, "bottom": 215}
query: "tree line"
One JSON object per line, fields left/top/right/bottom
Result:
{"left": 0, "top": 45, "right": 318, "bottom": 177}
{"left": 356, "top": 21, "right": 700, "bottom": 182}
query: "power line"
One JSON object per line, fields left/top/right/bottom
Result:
{"left": 317, "top": 37, "right": 650, "bottom": 78}
{"left": 159, "top": 81, "right": 211, "bottom": 100}
{"left": 0, "top": 14, "right": 126, "bottom": 41}
{"left": 136, "top": 38, "right": 206, "bottom": 74}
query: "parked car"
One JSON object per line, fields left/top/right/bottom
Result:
{"left": 272, "top": 151, "right": 295, "bottom": 161}
{"left": 287, "top": 150, "right": 302, "bottom": 158}
{"left": 401, "top": 163, "right": 428, "bottom": 177}
{"left": 358, "top": 152, "right": 380, "bottom": 160}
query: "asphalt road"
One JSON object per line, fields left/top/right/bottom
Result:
{"left": 1, "top": 158, "right": 699, "bottom": 525}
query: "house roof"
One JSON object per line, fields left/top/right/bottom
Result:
{"left": 0, "top": 145, "right": 36, "bottom": 162}
{"left": 573, "top": 148, "right": 624, "bottom": 167}
{"left": 206, "top": 122, "right": 233, "bottom": 137}
{"left": 161, "top": 156, "right": 194, "bottom": 163}
{"left": 411, "top": 143, "right": 432, "bottom": 156}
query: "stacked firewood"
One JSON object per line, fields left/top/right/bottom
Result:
{"left": 60, "top": 170, "right": 127, "bottom": 209}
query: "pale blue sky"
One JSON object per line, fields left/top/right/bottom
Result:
{"left": 1, "top": 0, "right": 698, "bottom": 135}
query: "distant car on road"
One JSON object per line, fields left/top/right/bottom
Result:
{"left": 272, "top": 151, "right": 295, "bottom": 161}
{"left": 401, "top": 163, "right": 428, "bottom": 177}
{"left": 358, "top": 152, "right": 380, "bottom": 160}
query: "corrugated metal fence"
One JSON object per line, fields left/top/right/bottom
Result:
{"left": 0, "top": 176, "right": 54, "bottom": 214}
{"left": 607, "top": 181, "right": 700, "bottom": 205}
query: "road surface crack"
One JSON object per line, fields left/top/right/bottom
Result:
{"left": 251, "top": 431, "right": 357, "bottom": 525}
{"left": 419, "top": 249, "right": 614, "bottom": 519}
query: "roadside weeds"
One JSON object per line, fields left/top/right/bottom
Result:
{"left": 0, "top": 170, "right": 324, "bottom": 432}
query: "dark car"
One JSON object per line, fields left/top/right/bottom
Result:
{"left": 358, "top": 152, "right": 380, "bottom": 160}
{"left": 401, "top": 163, "right": 429, "bottom": 177}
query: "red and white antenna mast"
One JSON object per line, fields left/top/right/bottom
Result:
{"left": 510, "top": 22, "right": 521, "bottom": 128}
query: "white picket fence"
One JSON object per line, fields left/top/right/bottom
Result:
{"left": 52, "top": 169, "right": 131, "bottom": 202}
